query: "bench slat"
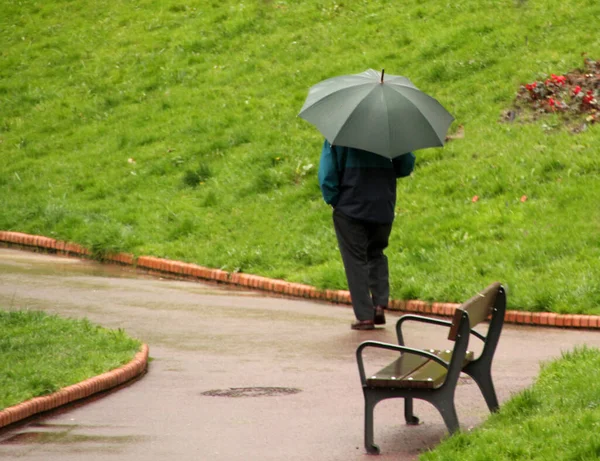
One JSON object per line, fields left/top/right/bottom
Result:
{"left": 404, "top": 350, "right": 475, "bottom": 389}
{"left": 367, "top": 350, "right": 475, "bottom": 389}
{"left": 366, "top": 353, "right": 430, "bottom": 388}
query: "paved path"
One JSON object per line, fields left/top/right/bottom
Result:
{"left": 0, "top": 248, "right": 598, "bottom": 460}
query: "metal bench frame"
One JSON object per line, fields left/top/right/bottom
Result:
{"left": 356, "top": 283, "right": 506, "bottom": 454}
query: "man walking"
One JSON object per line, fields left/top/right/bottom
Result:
{"left": 318, "top": 140, "right": 415, "bottom": 330}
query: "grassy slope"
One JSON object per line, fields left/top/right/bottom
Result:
{"left": 1, "top": 0, "right": 599, "bottom": 313}
{"left": 0, "top": 310, "right": 141, "bottom": 410}
{"left": 421, "top": 347, "right": 600, "bottom": 461}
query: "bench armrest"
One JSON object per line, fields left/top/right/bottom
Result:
{"left": 356, "top": 341, "right": 449, "bottom": 385}
{"left": 395, "top": 314, "right": 452, "bottom": 345}
{"left": 396, "top": 314, "right": 487, "bottom": 345}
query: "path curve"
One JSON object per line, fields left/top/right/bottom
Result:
{"left": 0, "top": 345, "right": 149, "bottom": 429}
{"left": 1, "top": 231, "right": 599, "bottom": 329}
{"left": 0, "top": 247, "right": 598, "bottom": 461}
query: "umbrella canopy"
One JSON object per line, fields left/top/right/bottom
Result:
{"left": 298, "top": 69, "right": 454, "bottom": 158}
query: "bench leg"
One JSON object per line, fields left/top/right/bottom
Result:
{"left": 364, "top": 393, "right": 381, "bottom": 455}
{"left": 434, "top": 399, "right": 460, "bottom": 434}
{"left": 470, "top": 370, "right": 499, "bottom": 413}
{"left": 404, "top": 397, "right": 420, "bottom": 425}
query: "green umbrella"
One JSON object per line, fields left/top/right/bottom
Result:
{"left": 298, "top": 69, "right": 454, "bottom": 158}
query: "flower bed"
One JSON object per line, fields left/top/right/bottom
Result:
{"left": 509, "top": 57, "right": 599, "bottom": 130}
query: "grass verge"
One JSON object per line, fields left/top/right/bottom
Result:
{"left": 0, "top": 309, "right": 141, "bottom": 411}
{"left": 421, "top": 346, "right": 600, "bottom": 461}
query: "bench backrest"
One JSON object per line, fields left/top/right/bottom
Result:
{"left": 448, "top": 282, "right": 502, "bottom": 340}
{"left": 447, "top": 282, "right": 506, "bottom": 366}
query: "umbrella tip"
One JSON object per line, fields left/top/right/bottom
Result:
{"left": 380, "top": 69, "right": 385, "bottom": 83}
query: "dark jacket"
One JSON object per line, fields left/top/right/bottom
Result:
{"left": 318, "top": 140, "right": 415, "bottom": 224}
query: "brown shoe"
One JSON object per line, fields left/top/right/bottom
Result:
{"left": 351, "top": 319, "right": 375, "bottom": 330}
{"left": 374, "top": 305, "right": 386, "bottom": 325}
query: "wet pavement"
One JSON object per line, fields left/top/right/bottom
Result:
{"left": 0, "top": 247, "right": 598, "bottom": 460}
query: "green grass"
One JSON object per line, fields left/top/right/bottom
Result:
{"left": 0, "top": 309, "right": 141, "bottom": 410}
{"left": 421, "top": 346, "right": 600, "bottom": 461}
{"left": 1, "top": 1, "right": 599, "bottom": 313}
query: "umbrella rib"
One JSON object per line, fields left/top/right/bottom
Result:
{"left": 385, "top": 85, "right": 452, "bottom": 143}
{"left": 410, "top": 109, "right": 445, "bottom": 145}
{"left": 330, "top": 85, "right": 382, "bottom": 146}
{"left": 299, "top": 81, "right": 375, "bottom": 116}
{"left": 382, "top": 88, "right": 393, "bottom": 156}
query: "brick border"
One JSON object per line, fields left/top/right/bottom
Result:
{"left": 0, "top": 344, "right": 149, "bottom": 429}
{"left": 1, "top": 230, "right": 599, "bottom": 330}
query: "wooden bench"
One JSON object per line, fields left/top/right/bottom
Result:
{"left": 356, "top": 282, "right": 506, "bottom": 454}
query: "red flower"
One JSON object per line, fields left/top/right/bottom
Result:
{"left": 550, "top": 74, "right": 566, "bottom": 85}
{"left": 548, "top": 97, "right": 556, "bottom": 106}
{"left": 573, "top": 85, "right": 582, "bottom": 95}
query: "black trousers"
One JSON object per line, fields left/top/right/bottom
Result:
{"left": 332, "top": 209, "right": 392, "bottom": 321}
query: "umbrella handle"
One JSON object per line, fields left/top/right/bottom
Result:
{"left": 380, "top": 69, "right": 385, "bottom": 83}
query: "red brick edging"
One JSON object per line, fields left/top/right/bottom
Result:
{"left": 1, "top": 230, "right": 599, "bottom": 330}
{"left": 0, "top": 344, "right": 149, "bottom": 429}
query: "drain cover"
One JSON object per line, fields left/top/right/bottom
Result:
{"left": 201, "top": 387, "right": 301, "bottom": 398}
